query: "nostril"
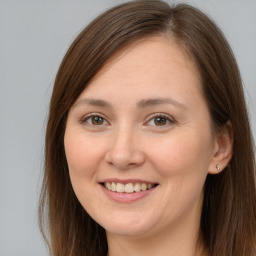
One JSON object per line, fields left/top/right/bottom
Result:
{"left": 104, "top": 148, "right": 145, "bottom": 170}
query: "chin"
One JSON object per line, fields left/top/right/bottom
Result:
{"left": 105, "top": 224, "right": 152, "bottom": 238}
{"left": 98, "top": 213, "right": 156, "bottom": 238}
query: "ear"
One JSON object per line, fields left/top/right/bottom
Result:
{"left": 208, "top": 121, "right": 233, "bottom": 174}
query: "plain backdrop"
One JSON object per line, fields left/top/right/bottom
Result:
{"left": 0, "top": 1, "right": 255, "bottom": 255}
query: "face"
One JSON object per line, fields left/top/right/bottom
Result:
{"left": 64, "top": 36, "right": 219, "bottom": 239}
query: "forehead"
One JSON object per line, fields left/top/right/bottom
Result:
{"left": 93, "top": 36, "right": 200, "bottom": 82}
{"left": 77, "top": 36, "right": 203, "bottom": 104}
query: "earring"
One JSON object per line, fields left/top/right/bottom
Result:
{"left": 216, "top": 164, "right": 221, "bottom": 171}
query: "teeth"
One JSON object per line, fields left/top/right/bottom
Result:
{"left": 111, "top": 182, "right": 117, "bottom": 192}
{"left": 134, "top": 183, "right": 140, "bottom": 192}
{"left": 106, "top": 182, "right": 111, "bottom": 190}
{"left": 104, "top": 182, "right": 156, "bottom": 193}
{"left": 124, "top": 183, "right": 134, "bottom": 193}
{"left": 116, "top": 183, "right": 125, "bottom": 192}
{"left": 141, "top": 183, "right": 147, "bottom": 191}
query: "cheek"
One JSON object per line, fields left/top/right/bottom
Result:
{"left": 64, "top": 133, "right": 105, "bottom": 177}
{"left": 155, "top": 130, "right": 211, "bottom": 166}
{"left": 146, "top": 132, "right": 212, "bottom": 217}
{"left": 146, "top": 130, "right": 213, "bottom": 189}
{"left": 64, "top": 132, "right": 106, "bottom": 212}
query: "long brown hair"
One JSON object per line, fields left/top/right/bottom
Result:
{"left": 39, "top": 1, "right": 256, "bottom": 255}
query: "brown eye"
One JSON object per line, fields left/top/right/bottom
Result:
{"left": 84, "top": 115, "right": 108, "bottom": 125}
{"left": 91, "top": 116, "right": 104, "bottom": 125}
{"left": 154, "top": 117, "right": 167, "bottom": 126}
{"left": 146, "top": 114, "right": 174, "bottom": 127}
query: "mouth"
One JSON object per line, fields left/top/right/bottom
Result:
{"left": 100, "top": 181, "right": 158, "bottom": 193}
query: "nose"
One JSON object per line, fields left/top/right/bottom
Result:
{"left": 104, "top": 126, "right": 145, "bottom": 170}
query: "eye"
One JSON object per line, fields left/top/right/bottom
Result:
{"left": 146, "top": 114, "right": 175, "bottom": 127}
{"left": 81, "top": 114, "right": 108, "bottom": 126}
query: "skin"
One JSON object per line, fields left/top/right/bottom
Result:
{"left": 64, "top": 36, "right": 232, "bottom": 256}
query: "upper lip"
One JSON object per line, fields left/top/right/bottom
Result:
{"left": 99, "top": 178, "right": 158, "bottom": 185}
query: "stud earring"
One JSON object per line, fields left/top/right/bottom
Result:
{"left": 216, "top": 164, "right": 221, "bottom": 171}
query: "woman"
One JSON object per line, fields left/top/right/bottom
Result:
{"left": 39, "top": 1, "right": 256, "bottom": 255}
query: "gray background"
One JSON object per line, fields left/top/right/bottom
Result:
{"left": 0, "top": 0, "right": 255, "bottom": 255}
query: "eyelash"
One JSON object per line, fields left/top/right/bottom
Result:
{"left": 80, "top": 113, "right": 175, "bottom": 127}
{"left": 80, "top": 113, "right": 109, "bottom": 126}
{"left": 145, "top": 113, "right": 175, "bottom": 127}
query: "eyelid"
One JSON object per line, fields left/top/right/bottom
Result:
{"left": 145, "top": 113, "right": 175, "bottom": 126}
{"left": 80, "top": 112, "right": 109, "bottom": 125}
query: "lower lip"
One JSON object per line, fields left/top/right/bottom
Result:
{"left": 101, "top": 184, "right": 157, "bottom": 203}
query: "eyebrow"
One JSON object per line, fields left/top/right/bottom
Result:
{"left": 74, "top": 97, "right": 186, "bottom": 109}
{"left": 74, "top": 98, "right": 112, "bottom": 108}
{"left": 137, "top": 98, "right": 186, "bottom": 109}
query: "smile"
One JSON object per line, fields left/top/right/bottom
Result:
{"left": 103, "top": 182, "right": 158, "bottom": 193}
